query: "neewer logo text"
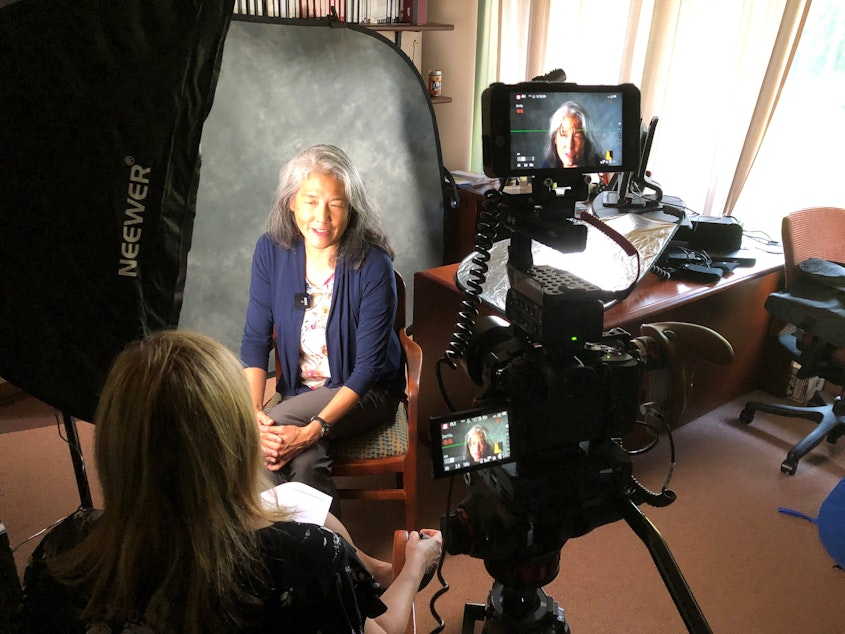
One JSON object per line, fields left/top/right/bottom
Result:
{"left": 118, "top": 159, "right": 150, "bottom": 277}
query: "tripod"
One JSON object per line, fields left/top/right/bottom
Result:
{"left": 461, "top": 497, "right": 711, "bottom": 633}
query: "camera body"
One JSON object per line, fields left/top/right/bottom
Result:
{"left": 433, "top": 80, "right": 652, "bottom": 572}
{"left": 430, "top": 316, "right": 643, "bottom": 479}
{"left": 435, "top": 81, "right": 719, "bottom": 631}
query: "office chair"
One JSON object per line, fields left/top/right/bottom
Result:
{"left": 740, "top": 206, "right": 845, "bottom": 474}
{"left": 265, "top": 271, "right": 421, "bottom": 530}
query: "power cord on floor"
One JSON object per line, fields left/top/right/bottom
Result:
{"left": 623, "top": 401, "right": 677, "bottom": 500}
{"left": 426, "top": 476, "right": 456, "bottom": 633}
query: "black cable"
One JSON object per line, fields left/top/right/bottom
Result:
{"left": 622, "top": 402, "right": 677, "bottom": 507}
{"left": 427, "top": 549, "right": 450, "bottom": 633}
{"left": 11, "top": 514, "right": 72, "bottom": 555}
{"left": 650, "top": 262, "right": 672, "bottom": 280}
{"left": 427, "top": 476, "right": 456, "bottom": 633}
{"left": 742, "top": 229, "right": 779, "bottom": 246}
{"left": 626, "top": 420, "right": 661, "bottom": 454}
{"left": 436, "top": 188, "right": 502, "bottom": 412}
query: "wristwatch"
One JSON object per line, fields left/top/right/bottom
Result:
{"left": 311, "top": 415, "right": 331, "bottom": 438}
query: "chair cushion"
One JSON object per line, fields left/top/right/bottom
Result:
{"left": 333, "top": 403, "right": 409, "bottom": 461}
{"left": 766, "top": 259, "right": 845, "bottom": 349}
{"left": 799, "top": 258, "right": 845, "bottom": 292}
{"left": 264, "top": 393, "right": 409, "bottom": 461}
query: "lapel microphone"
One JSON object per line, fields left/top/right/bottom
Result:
{"left": 294, "top": 293, "right": 311, "bottom": 310}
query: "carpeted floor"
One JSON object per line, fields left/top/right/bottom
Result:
{"left": 2, "top": 388, "right": 844, "bottom": 633}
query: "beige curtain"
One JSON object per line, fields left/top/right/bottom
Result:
{"left": 492, "top": 0, "right": 811, "bottom": 217}
{"left": 526, "top": 0, "right": 552, "bottom": 80}
{"left": 722, "top": 0, "right": 811, "bottom": 215}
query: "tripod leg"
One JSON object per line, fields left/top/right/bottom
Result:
{"left": 619, "top": 498, "right": 712, "bottom": 634}
{"left": 62, "top": 412, "right": 93, "bottom": 509}
{"left": 462, "top": 602, "right": 485, "bottom": 633}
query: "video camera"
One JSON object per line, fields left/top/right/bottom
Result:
{"left": 433, "top": 81, "right": 646, "bottom": 474}
{"left": 430, "top": 81, "right": 716, "bottom": 632}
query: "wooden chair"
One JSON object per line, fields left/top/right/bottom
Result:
{"left": 265, "top": 270, "right": 420, "bottom": 530}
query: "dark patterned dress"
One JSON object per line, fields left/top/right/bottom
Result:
{"left": 16, "top": 508, "right": 386, "bottom": 632}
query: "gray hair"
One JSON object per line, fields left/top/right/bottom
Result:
{"left": 542, "top": 101, "right": 603, "bottom": 168}
{"left": 464, "top": 424, "right": 493, "bottom": 460}
{"left": 266, "top": 144, "right": 394, "bottom": 267}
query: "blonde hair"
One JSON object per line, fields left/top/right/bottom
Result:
{"left": 49, "top": 330, "right": 287, "bottom": 632}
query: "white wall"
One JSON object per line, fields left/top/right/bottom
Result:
{"left": 401, "top": 31, "right": 424, "bottom": 73}
{"left": 423, "top": 0, "right": 479, "bottom": 172}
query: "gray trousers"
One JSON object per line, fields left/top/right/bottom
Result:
{"left": 266, "top": 385, "right": 400, "bottom": 518}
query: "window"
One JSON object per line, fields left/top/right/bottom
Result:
{"left": 733, "top": 0, "right": 845, "bottom": 241}
{"left": 478, "top": 0, "right": 844, "bottom": 242}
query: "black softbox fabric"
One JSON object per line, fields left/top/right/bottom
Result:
{"left": 0, "top": 0, "right": 234, "bottom": 421}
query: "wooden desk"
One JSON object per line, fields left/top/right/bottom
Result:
{"left": 413, "top": 250, "right": 789, "bottom": 442}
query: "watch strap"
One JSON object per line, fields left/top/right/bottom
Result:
{"left": 311, "top": 415, "right": 331, "bottom": 438}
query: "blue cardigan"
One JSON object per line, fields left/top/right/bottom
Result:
{"left": 240, "top": 235, "right": 403, "bottom": 397}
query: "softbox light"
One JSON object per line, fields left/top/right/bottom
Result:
{"left": 0, "top": 0, "right": 235, "bottom": 422}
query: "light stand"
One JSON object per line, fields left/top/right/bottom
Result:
{"left": 0, "top": 412, "right": 93, "bottom": 627}
{"left": 62, "top": 412, "right": 93, "bottom": 509}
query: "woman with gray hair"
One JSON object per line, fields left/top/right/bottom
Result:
{"left": 240, "top": 144, "right": 404, "bottom": 518}
{"left": 543, "top": 101, "right": 603, "bottom": 169}
{"left": 465, "top": 423, "right": 495, "bottom": 463}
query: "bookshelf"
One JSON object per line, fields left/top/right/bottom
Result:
{"left": 230, "top": 6, "right": 454, "bottom": 104}
{"left": 367, "top": 22, "right": 455, "bottom": 104}
{"left": 365, "top": 21, "right": 454, "bottom": 34}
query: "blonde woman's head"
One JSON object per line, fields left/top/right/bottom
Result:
{"left": 94, "top": 329, "right": 269, "bottom": 528}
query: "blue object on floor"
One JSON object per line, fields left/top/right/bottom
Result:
{"left": 817, "top": 478, "right": 845, "bottom": 568}
{"left": 779, "top": 478, "right": 845, "bottom": 568}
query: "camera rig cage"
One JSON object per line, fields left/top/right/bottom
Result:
{"left": 428, "top": 81, "right": 731, "bottom": 633}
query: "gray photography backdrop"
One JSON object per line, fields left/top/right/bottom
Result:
{"left": 181, "top": 18, "right": 444, "bottom": 354}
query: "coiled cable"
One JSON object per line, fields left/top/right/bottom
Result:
{"left": 436, "top": 188, "right": 502, "bottom": 411}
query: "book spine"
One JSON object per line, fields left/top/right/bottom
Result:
{"left": 401, "top": 0, "right": 425, "bottom": 24}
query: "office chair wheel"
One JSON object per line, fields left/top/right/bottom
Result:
{"left": 739, "top": 407, "right": 755, "bottom": 424}
{"left": 827, "top": 427, "right": 845, "bottom": 444}
{"left": 780, "top": 459, "right": 798, "bottom": 476}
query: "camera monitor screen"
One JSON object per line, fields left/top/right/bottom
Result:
{"left": 429, "top": 406, "right": 514, "bottom": 478}
{"left": 482, "top": 82, "right": 641, "bottom": 179}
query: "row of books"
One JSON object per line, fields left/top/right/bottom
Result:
{"left": 233, "top": 0, "right": 426, "bottom": 24}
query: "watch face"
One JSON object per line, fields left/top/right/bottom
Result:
{"left": 313, "top": 416, "right": 330, "bottom": 437}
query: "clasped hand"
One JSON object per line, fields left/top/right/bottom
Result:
{"left": 259, "top": 421, "right": 320, "bottom": 470}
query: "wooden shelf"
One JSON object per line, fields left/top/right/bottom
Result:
{"left": 365, "top": 22, "right": 455, "bottom": 33}
{"left": 363, "top": 22, "right": 455, "bottom": 105}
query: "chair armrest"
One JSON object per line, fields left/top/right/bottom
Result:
{"left": 400, "top": 328, "right": 422, "bottom": 439}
